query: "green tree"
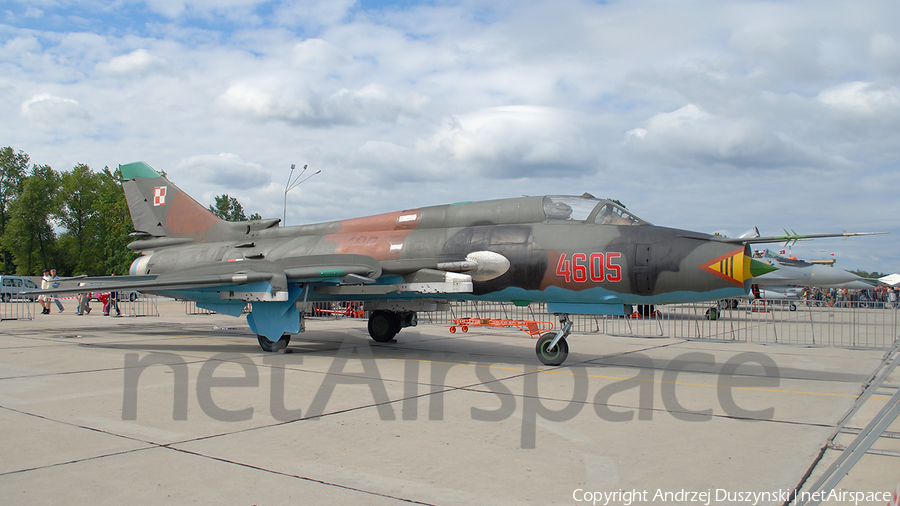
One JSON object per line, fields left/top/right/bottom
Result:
{"left": 57, "top": 163, "right": 103, "bottom": 274}
{"left": 249, "top": 212, "right": 262, "bottom": 220}
{"left": 1, "top": 165, "right": 61, "bottom": 275}
{"left": 96, "top": 166, "right": 136, "bottom": 275}
{"left": 208, "top": 194, "right": 248, "bottom": 222}
{"left": 0, "top": 147, "right": 29, "bottom": 273}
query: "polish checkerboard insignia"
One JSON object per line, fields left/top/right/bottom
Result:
{"left": 153, "top": 186, "right": 167, "bottom": 206}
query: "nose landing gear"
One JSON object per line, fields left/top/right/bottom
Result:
{"left": 535, "top": 314, "right": 573, "bottom": 366}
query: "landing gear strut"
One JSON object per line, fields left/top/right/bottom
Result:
{"left": 536, "top": 314, "right": 572, "bottom": 366}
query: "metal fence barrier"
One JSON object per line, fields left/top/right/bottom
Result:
{"left": 182, "top": 297, "right": 898, "bottom": 350}
{"left": 0, "top": 298, "right": 36, "bottom": 320}
{"left": 115, "top": 292, "right": 159, "bottom": 317}
{"left": 183, "top": 300, "right": 249, "bottom": 315}
{"left": 424, "top": 300, "right": 898, "bottom": 349}
{"left": 184, "top": 301, "right": 364, "bottom": 318}
{"left": 59, "top": 292, "right": 159, "bottom": 317}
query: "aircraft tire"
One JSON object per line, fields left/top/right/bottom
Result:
{"left": 789, "top": 303, "right": 797, "bottom": 311}
{"left": 257, "top": 333, "right": 291, "bottom": 352}
{"left": 368, "top": 310, "right": 399, "bottom": 342}
{"left": 705, "top": 308, "right": 719, "bottom": 320}
{"left": 536, "top": 332, "right": 568, "bottom": 366}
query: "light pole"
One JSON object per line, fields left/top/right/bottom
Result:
{"left": 283, "top": 163, "right": 321, "bottom": 226}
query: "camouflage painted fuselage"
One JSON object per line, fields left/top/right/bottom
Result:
{"left": 128, "top": 184, "right": 752, "bottom": 309}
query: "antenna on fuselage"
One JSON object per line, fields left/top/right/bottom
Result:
{"left": 283, "top": 163, "right": 322, "bottom": 226}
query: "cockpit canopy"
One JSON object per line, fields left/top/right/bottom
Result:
{"left": 542, "top": 195, "right": 649, "bottom": 226}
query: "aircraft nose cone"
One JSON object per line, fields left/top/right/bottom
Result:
{"left": 700, "top": 247, "right": 777, "bottom": 285}
{"left": 750, "top": 258, "right": 778, "bottom": 278}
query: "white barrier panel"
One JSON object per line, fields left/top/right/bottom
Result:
{"left": 0, "top": 298, "right": 36, "bottom": 320}
{"left": 425, "top": 299, "right": 899, "bottom": 349}
{"left": 115, "top": 292, "right": 159, "bottom": 317}
{"left": 72, "top": 292, "right": 159, "bottom": 317}
{"left": 183, "top": 300, "right": 249, "bottom": 315}
{"left": 182, "top": 297, "right": 899, "bottom": 350}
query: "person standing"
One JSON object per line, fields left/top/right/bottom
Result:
{"left": 50, "top": 269, "right": 64, "bottom": 313}
{"left": 76, "top": 282, "right": 91, "bottom": 316}
{"left": 39, "top": 269, "right": 51, "bottom": 314}
{"left": 104, "top": 273, "right": 121, "bottom": 316}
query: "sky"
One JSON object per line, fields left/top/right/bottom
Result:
{"left": 2, "top": 0, "right": 898, "bottom": 274}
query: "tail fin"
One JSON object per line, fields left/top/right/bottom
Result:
{"left": 120, "top": 161, "right": 221, "bottom": 239}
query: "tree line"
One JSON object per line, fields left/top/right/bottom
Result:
{"left": 0, "top": 147, "right": 257, "bottom": 277}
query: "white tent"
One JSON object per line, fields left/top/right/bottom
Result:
{"left": 879, "top": 273, "right": 900, "bottom": 287}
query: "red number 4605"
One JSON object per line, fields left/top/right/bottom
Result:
{"left": 555, "top": 252, "right": 622, "bottom": 283}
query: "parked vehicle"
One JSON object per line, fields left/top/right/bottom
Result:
{"left": 0, "top": 275, "right": 39, "bottom": 302}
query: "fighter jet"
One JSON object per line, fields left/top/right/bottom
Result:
{"left": 752, "top": 250, "right": 869, "bottom": 288}
{"left": 37, "top": 162, "right": 885, "bottom": 365}
{"left": 716, "top": 251, "right": 881, "bottom": 312}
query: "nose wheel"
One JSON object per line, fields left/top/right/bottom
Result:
{"left": 535, "top": 314, "right": 573, "bottom": 366}
{"left": 536, "top": 333, "right": 569, "bottom": 365}
{"left": 257, "top": 333, "right": 291, "bottom": 352}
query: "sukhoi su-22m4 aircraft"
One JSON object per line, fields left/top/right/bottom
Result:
{"left": 39, "top": 162, "right": 884, "bottom": 365}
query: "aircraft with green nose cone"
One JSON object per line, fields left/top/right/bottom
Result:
{"left": 36, "top": 161, "right": 884, "bottom": 365}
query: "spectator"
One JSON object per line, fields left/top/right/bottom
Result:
{"left": 49, "top": 269, "right": 65, "bottom": 313}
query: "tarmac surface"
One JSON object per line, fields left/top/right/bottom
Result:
{"left": 1, "top": 298, "right": 898, "bottom": 505}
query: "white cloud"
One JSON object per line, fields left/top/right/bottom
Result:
{"left": 142, "top": 0, "right": 266, "bottom": 19}
{"left": 219, "top": 81, "right": 429, "bottom": 126}
{"left": 0, "top": 35, "right": 42, "bottom": 62}
{"left": 870, "top": 33, "right": 899, "bottom": 59}
{"left": 97, "top": 49, "right": 171, "bottom": 75}
{"left": 176, "top": 153, "right": 272, "bottom": 190}
{"left": 291, "top": 38, "right": 347, "bottom": 67}
{"left": 817, "top": 81, "right": 900, "bottom": 115}
{"left": 624, "top": 104, "right": 848, "bottom": 170}
{"left": 272, "top": 0, "right": 356, "bottom": 30}
{"left": 23, "top": 7, "right": 43, "bottom": 19}
{"left": 20, "top": 93, "right": 91, "bottom": 125}
{"left": 415, "top": 106, "right": 599, "bottom": 179}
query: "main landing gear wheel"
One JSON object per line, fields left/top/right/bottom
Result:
{"left": 717, "top": 299, "right": 739, "bottom": 310}
{"left": 536, "top": 333, "right": 569, "bottom": 366}
{"left": 705, "top": 307, "right": 719, "bottom": 320}
{"left": 258, "top": 333, "right": 291, "bottom": 352}
{"left": 368, "top": 310, "right": 399, "bottom": 343}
